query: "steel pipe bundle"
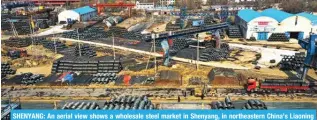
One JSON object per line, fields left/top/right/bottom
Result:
{"left": 227, "top": 26, "right": 242, "bottom": 38}
{"left": 74, "top": 45, "right": 97, "bottom": 58}
{"left": 242, "top": 99, "right": 267, "bottom": 110}
{"left": 62, "top": 102, "right": 100, "bottom": 110}
{"left": 20, "top": 73, "right": 45, "bottom": 85}
{"left": 90, "top": 73, "right": 118, "bottom": 84}
{"left": 51, "top": 59, "right": 123, "bottom": 74}
{"left": 280, "top": 53, "right": 305, "bottom": 70}
{"left": 211, "top": 96, "right": 235, "bottom": 109}
{"left": 268, "top": 33, "right": 289, "bottom": 42}
{"left": 1, "top": 63, "right": 16, "bottom": 78}
{"left": 4, "top": 37, "right": 32, "bottom": 48}
{"left": 103, "top": 96, "right": 155, "bottom": 110}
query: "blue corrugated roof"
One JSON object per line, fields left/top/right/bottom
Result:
{"left": 237, "top": 9, "right": 261, "bottom": 22}
{"left": 297, "top": 12, "right": 317, "bottom": 25}
{"left": 261, "top": 8, "right": 293, "bottom": 22}
{"left": 73, "top": 6, "right": 96, "bottom": 15}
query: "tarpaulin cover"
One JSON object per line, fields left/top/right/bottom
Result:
{"left": 63, "top": 74, "right": 73, "bottom": 82}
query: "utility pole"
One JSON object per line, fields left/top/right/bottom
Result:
{"left": 77, "top": 28, "right": 82, "bottom": 56}
{"left": 112, "top": 32, "right": 116, "bottom": 60}
{"left": 196, "top": 33, "right": 199, "bottom": 70}
{"left": 152, "top": 32, "right": 157, "bottom": 74}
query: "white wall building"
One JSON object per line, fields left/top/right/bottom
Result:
{"left": 236, "top": 8, "right": 317, "bottom": 40}
{"left": 211, "top": 5, "right": 253, "bottom": 12}
{"left": 58, "top": 6, "right": 96, "bottom": 23}
{"left": 135, "top": 1, "right": 155, "bottom": 10}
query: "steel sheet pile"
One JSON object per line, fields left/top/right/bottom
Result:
{"left": 61, "top": 96, "right": 155, "bottom": 110}
{"left": 280, "top": 53, "right": 305, "bottom": 70}
{"left": 1, "top": 63, "right": 16, "bottom": 78}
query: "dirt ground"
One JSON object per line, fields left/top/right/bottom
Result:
{"left": 16, "top": 64, "right": 52, "bottom": 76}
{"left": 224, "top": 38, "right": 303, "bottom": 50}
{"left": 116, "top": 17, "right": 146, "bottom": 29}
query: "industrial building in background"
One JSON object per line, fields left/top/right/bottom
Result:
{"left": 58, "top": 6, "right": 96, "bottom": 23}
{"left": 236, "top": 8, "right": 317, "bottom": 40}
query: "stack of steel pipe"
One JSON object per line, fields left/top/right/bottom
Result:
{"left": 90, "top": 73, "right": 118, "bottom": 84}
{"left": 211, "top": 96, "right": 235, "bottom": 110}
{"left": 1, "top": 63, "right": 16, "bottom": 78}
{"left": 242, "top": 99, "right": 267, "bottom": 110}
{"left": 20, "top": 73, "right": 45, "bottom": 85}
{"left": 280, "top": 53, "right": 305, "bottom": 70}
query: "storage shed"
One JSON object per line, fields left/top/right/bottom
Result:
{"left": 58, "top": 6, "right": 96, "bottom": 23}
{"left": 235, "top": 8, "right": 317, "bottom": 40}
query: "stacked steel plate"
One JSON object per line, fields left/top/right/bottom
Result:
{"left": 280, "top": 53, "right": 305, "bottom": 70}
{"left": 1, "top": 63, "right": 16, "bottom": 78}
{"left": 90, "top": 73, "right": 118, "bottom": 84}
{"left": 268, "top": 33, "right": 289, "bottom": 42}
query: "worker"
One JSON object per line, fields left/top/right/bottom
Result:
{"left": 177, "top": 96, "right": 180, "bottom": 102}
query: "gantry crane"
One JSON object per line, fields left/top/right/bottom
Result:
{"left": 297, "top": 34, "right": 317, "bottom": 81}
{"left": 91, "top": 0, "right": 135, "bottom": 17}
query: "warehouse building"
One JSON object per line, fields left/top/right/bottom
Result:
{"left": 58, "top": 6, "right": 96, "bottom": 23}
{"left": 236, "top": 8, "right": 317, "bottom": 40}
{"left": 235, "top": 9, "right": 278, "bottom": 40}
{"left": 135, "top": 1, "right": 155, "bottom": 10}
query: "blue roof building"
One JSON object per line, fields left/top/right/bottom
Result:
{"left": 297, "top": 12, "right": 317, "bottom": 25}
{"left": 261, "top": 8, "right": 293, "bottom": 22}
{"left": 73, "top": 6, "right": 96, "bottom": 15}
{"left": 237, "top": 9, "right": 261, "bottom": 22}
{"left": 58, "top": 6, "right": 97, "bottom": 23}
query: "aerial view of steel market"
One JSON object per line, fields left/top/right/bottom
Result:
{"left": 1, "top": 0, "right": 317, "bottom": 118}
